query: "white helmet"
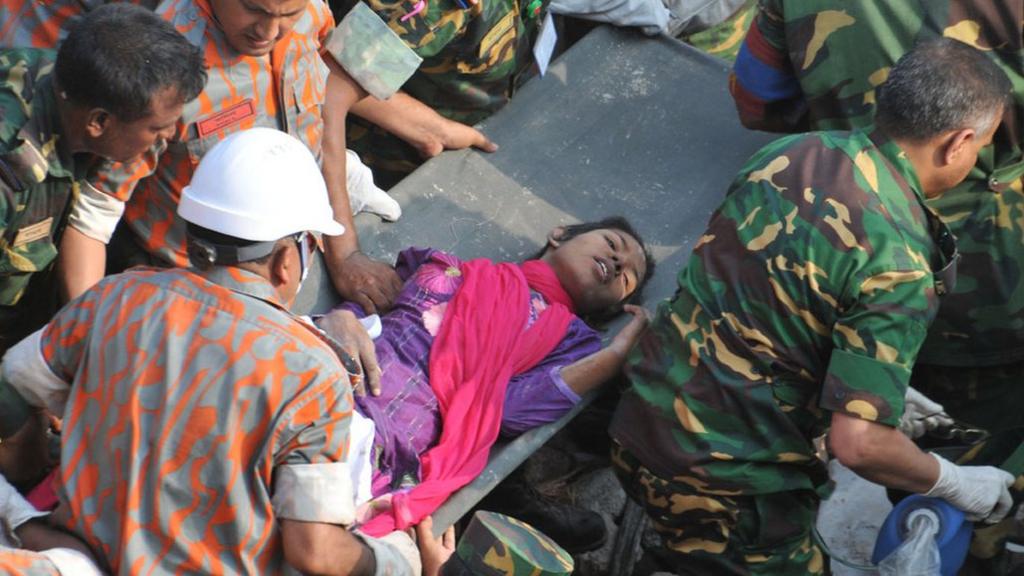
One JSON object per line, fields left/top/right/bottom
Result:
{"left": 179, "top": 127, "right": 345, "bottom": 243}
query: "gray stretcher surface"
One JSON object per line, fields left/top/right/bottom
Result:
{"left": 295, "top": 25, "right": 774, "bottom": 534}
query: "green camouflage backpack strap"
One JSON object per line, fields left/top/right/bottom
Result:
{"left": 449, "top": 511, "right": 573, "bottom": 575}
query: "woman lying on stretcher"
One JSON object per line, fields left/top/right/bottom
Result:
{"left": 316, "top": 216, "right": 655, "bottom": 536}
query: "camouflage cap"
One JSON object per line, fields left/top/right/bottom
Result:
{"left": 451, "top": 511, "right": 573, "bottom": 576}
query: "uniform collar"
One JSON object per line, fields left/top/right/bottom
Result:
{"left": 196, "top": 266, "right": 289, "bottom": 310}
{"left": 8, "top": 75, "right": 78, "bottom": 183}
{"left": 867, "top": 127, "right": 926, "bottom": 202}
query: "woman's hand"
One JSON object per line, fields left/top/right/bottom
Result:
{"left": 608, "top": 304, "right": 651, "bottom": 357}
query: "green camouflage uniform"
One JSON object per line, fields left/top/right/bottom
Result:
{"left": 444, "top": 511, "right": 573, "bottom": 576}
{"left": 611, "top": 129, "right": 949, "bottom": 575}
{"left": 679, "top": 0, "right": 756, "bottom": 63}
{"left": 730, "top": 0, "right": 1024, "bottom": 433}
{"left": 0, "top": 49, "right": 87, "bottom": 354}
{"left": 330, "top": 0, "right": 548, "bottom": 186}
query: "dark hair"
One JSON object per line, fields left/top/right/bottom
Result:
{"left": 56, "top": 3, "right": 207, "bottom": 122}
{"left": 185, "top": 222, "right": 276, "bottom": 269}
{"left": 876, "top": 38, "right": 1010, "bottom": 141}
{"left": 532, "top": 216, "right": 656, "bottom": 325}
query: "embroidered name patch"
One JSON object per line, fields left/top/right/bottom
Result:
{"left": 13, "top": 217, "right": 53, "bottom": 247}
{"left": 196, "top": 99, "right": 256, "bottom": 138}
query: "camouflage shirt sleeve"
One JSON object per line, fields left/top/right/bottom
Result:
{"left": 730, "top": 0, "right": 809, "bottom": 132}
{"left": 819, "top": 266, "right": 934, "bottom": 427}
{"left": 323, "top": 2, "right": 423, "bottom": 100}
{"left": 272, "top": 332, "right": 358, "bottom": 524}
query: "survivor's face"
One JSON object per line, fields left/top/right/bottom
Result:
{"left": 92, "top": 87, "right": 182, "bottom": 164}
{"left": 542, "top": 228, "right": 647, "bottom": 314}
{"left": 210, "top": 0, "right": 308, "bottom": 56}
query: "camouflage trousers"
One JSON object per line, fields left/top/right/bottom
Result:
{"left": 346, "top": 117, "right": 422, "bottom": 190}
{"left": 678, "top": 0, "right": 756, "bottom": 63}
{"left": 611, "top": 442, "right": 829, "bottom": 576}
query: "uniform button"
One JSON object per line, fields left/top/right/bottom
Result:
{"left": 834, "top": 390, "right": 845, "bottom": 400}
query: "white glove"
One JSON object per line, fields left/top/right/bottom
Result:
{"left": 925, "top": 453, "right": 1015, "bottom": 523}
{"left": 899, "top": 387, "right": 954, "bottom": 439}
{"left": 0, "top": 471, "right": 48, "bottom": 546}
{"left": 346, "top": 150, "right": 402, "bottom": 222}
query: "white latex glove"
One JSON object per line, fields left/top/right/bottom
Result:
{"left": 346, "top": 150, "right": 402, "bottom": 222}
{"left": 925, "top": 453, "right": 1015, "bottom": 523}
{"left": 899, "top": 387, "right": 954, "bottom": 439}
{"left": 0, "top": 471, "right": 47, "bottom": 547}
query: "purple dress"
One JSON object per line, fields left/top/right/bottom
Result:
{"left": 341, "top": 248, "right": 601, "bottom": 496}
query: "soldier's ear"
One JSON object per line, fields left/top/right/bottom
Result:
{"left": 941, "top": 127, "right": 975, "bottom": 166}
{"left": 84, "top": 108, "right": 112, "bottom": 139}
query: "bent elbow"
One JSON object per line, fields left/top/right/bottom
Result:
{"left": 284, "top": 548, "right": 332, "bottom": 576}
{"left": 828, "top": 414, "right": 887, "bottom": 473}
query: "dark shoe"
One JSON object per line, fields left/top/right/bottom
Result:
{"left": 478, "top": 472, "right": 608, "bottom": 554}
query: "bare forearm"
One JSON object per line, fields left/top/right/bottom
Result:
{"left": 56, "top": 228, "right": 107, "bottom": 302}
{"left": 350, "top": 92, "right": 443, "bottom": 148}
{"left": 559, "top": 343, "right": 629, "bottom": 396}
{"left": 322, "top": 58, "right": 368, "bottom": 265}
{"left": 281, "top": 520, "right": 375, "bottom": 576}
{"left": 828, "top": 413, "right": 939, "bottom": 493}
{"left": 17, "top": 520, "right": 97, "bottom": 560}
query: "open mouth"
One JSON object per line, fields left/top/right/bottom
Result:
{"left": 595, "top": 258, "right": 609, "bottom": 282}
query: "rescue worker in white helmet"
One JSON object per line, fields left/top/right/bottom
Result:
{"left": 0, "top": 128, "right": 438, "bottom": 575}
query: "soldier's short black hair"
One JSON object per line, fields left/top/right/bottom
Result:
{"left": 876, "top": 38, "right": 1010, "bottom": 141}
{"left": 56, "top": 3, "right": 206, "bottom": 122}
{"left": 533, "top": 215, "right": 656, "bottom": 325}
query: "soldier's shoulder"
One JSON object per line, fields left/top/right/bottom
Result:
{"left": 0, "top": 49, "right": 56, "bottom": 96}
{"left": 0, "top": 50, "right": 55, "bottom": 149}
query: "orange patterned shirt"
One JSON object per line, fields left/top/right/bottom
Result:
{"left": 90, "top": 0, "right": 333, "bottom": 266}
{"left": 36, "top": 267, "right": 354, "bottom": 573}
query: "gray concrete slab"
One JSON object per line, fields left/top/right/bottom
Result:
{"left": 296, "top": 25, "right": 775, "bottom": 317}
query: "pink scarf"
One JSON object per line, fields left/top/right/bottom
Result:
{"left": 360, "top": 259, "right": 574, "bottom": 535}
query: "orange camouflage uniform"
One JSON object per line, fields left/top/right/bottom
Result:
{"left": 91, "top": 0, "right": 333, "bottom": 267}
{"left": 0, "top": 266, "right": 418, "bottom": 573}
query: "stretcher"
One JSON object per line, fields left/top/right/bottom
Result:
{"left": 295, "top": 23, "right": 775, "bottom": 538}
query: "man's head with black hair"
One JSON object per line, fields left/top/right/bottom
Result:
{"left": 55, "top": 3, "right": 207, "bottom": 163}
{"left": 876, "top": 38, "right": 1010, "bottom": 197}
